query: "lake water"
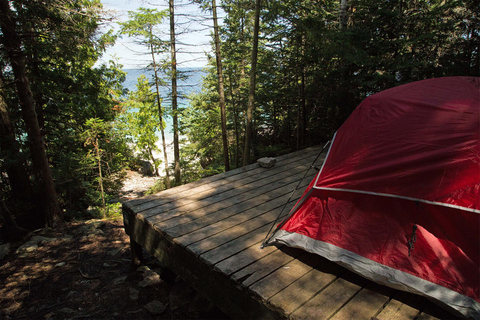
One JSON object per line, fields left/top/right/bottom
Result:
{"left": 124, "top": 67, "right": 206, "bottom": 170}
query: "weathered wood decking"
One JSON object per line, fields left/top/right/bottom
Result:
{"left": 122, "top": 146, "right": 455, "bottom": 320}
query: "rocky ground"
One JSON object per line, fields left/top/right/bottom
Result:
{"left": 119, "top": 170, "right": 162, "bottom": 200}
{"left": 0, "top": 171, "right": 229, "bottom": 320}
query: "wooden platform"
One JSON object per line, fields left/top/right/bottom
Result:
{"left": 122, "top": 146, "right": 456, "bottom": 320}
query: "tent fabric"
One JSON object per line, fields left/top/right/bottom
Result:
{"left": 266, "top": 77, "right": 480, "bottom": 318}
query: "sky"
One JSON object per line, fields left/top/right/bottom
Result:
{"left": 98, "top": 0, "right": 215, "bottom": 69}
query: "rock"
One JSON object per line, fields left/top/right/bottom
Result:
{"left": 0, "top": 243, "right": 11, "bottom": 260}
{"left": 127, "top": 308, "right": 144, "bottom": 315}
{"left": 103, "top": 262, "right": 117, "bottom": 268}
{"left": 107, "top": 248, "right": 121, "bottom": 256}
{"left": 30, "top": 235, "right": 55, "bottom": 244}
{"left": 85, "top": 219, "right": 106, "bottom": 229}
{"left": 82, "top": 229, "right": 104, "bottom": 239}
{"left": 79, "top": 220, "right": 106, "bottom": 234}
{"left": 62, "top": 235, "right": 74, "bottom": 241}
{"left": 78, "top": 220, "right": 106, "bottom": 236}
{"left": 16, "top": 235, "right": 56, "bottom": 255}
{"left": 257, "top": 157, "right": 276, "bottom": 168}
{"left": 139, "top": 160, "right": 154, "bottom": 176}
{"left": 56, "top": 307, "right": 77, "bottom": 316}
{"left": 16, "top": 240, "right": 39, "bottom": 254}
{"left": 144, "top": 300, "right": 167, "bottom": 315}
{"left": 129, "top": 288, "right": 139, "bottom": 301}
{"left": 113, "top": 275, "right": 128, "bottom": 285}
{"left": 138, "top": 270, "right": 163, "bottom": 288}
{"left": 136, "top": 265, "right": 150, "bottom": 273}
{"left": 66, "top": 290, "right": 78, "bottom": 300}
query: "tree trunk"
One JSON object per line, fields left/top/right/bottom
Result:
{"left": 147, "top": 146, "right": 159, "bottom": 176}
{"left": 150, "top": 30, "right": 171, "bottom": 189}
{"left": 296, "top": 35, "right": 306, "bottom": 150}
{"left": 212, "top": 0, "right": 230, "bottom": 172}
{"left": 0, "top": 198, "right": 27, "bottom": 241}
{"left": 242, "top": 0, "right": 261, "bottom": 166}
{"left": 94, "top": 138, "right": 106, "bottom": 216}
{"left": 169, "top": 0, "right": 181, "bottom": 184}
{"left": 0, "top": 0, "right": 62, "bottom": 227}
{"left": 0, "top": 76, "right": 35, "bottom": 203}
{"left": 339, "top": 0, "right": 349, "bottom": 29}
{"left": 226, "top": 72, "right": 240, "bottom": 169}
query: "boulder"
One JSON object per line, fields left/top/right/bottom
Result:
{"left": 139, "top": 160, "right": 154, "bottom": 176}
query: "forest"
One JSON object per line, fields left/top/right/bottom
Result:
{"left": 0, "top": 0, "right": 478, "bottom": 238}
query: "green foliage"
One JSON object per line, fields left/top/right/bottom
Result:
{"left": 118, "top": 75, "right": 163, "bottom": 174}
{"left": 0, "top": 0, "right": 133, "bottom": 222}
{"left": 2, "top": 0, "right": 477, "bottom": 227}
{"left": 182, "top": 85, "right": 225, "bottom": 172}
{"left": 120, "top": 7, "right": 168, "bottom": 45}
{"left": 145, "top": 179, "right": 166, "bottom": 195}
{"left": 184, "top": 0, "right": 478, "bottom": 172}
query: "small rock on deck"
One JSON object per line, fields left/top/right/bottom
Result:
{"left": 122, "top": 146, "right": 456, "bottom": 320}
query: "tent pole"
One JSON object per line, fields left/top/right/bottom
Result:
{"left": 260, "top": 140, "right": 332, "bottom": 249}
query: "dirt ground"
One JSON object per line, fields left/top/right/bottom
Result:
{"left": 0, "top": 171, "right": 230, "bottom": 320}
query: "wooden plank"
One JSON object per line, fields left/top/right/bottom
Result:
{"left": 123, "top": 144, "right": 458, "bottom": 320}
{"left": 124, "top": 210, "right": 282, "bottom": 319}
{"left": 191, "top": 208, "right": 291, "bottom": 264}
{"left": 246, "top": 252, "right": 322, "bottom": 300}
{"left": 329, "top": 282, "right": 392, "bottom": 320}
{"left": 231, "top": 246, "right": 305, "bottom": 287}
{"left": 167, "top": 174, "right": 313, "bottom": 246}
{"left": 148, "top": 159, "right": 318, "bottom": 230}
{"left": 416, "top": 303, "right": 453, "bottom": 320}
{"left": 125, "top": 160, "right": 259, "bottom": 208}
{"left": 291, "top": 272, "right": 369, "bottom": 320}
{"left": 375, "top": 291, "right": 424, "bottom": 320}
{"left": 211, "top": 237, "right": 282, "bottom": 275}
{"left": 267, "top": 259, "right": 343, "bottom": 316}
{"left": 128, "top": 146, "right": 322, "bottom": 213}
{"left": 138, "top": 149, "right": 322, "bottom": 221}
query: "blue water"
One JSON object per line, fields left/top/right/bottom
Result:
{"left": 123, "top": 67, "right": 206, "bottom": 142}
{"left": 124, "top": 67, "right": 205, "bottom": 101}
{"left": 123, "top": 67, "right": 206, "bottom": 169}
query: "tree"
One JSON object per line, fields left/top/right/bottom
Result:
{"left": 0, "top": 75, "right": 30, "bottom": 238}
{"left": 82, "top": 118, "right": 109, "bottom": 215}
{"left": 243, "top": 0, "right": 261, "bottom": 166}
{"left": 120, "top": 75, "right": 162, "bottom": 175}
{"left": 169, "top": 0, "right": 182, "bottom": 184}
{"left": 120, "top": 8, "right": 172, "bottom": 188}
{"left": 212, "top": 0, "right": 231, "bottom": 171}
{"left": 0, "top": 0, "right": 62, "bottom": 227}
{"left": 1, "top": 0, "right": 131, "bottom": 226}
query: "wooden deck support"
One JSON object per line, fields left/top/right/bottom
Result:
{"left": 123, "top": 146, "right": 456, "bottom": 319}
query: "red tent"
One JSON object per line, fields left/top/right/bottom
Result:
{"left": 266, "top": 77, "right": 480, "bottom": 318}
